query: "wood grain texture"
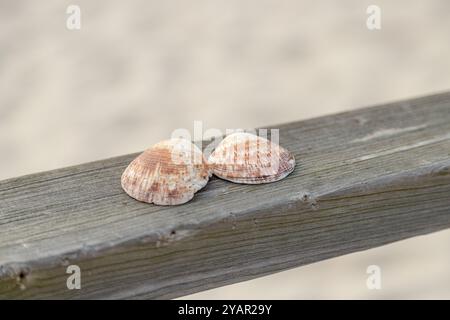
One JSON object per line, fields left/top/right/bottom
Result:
{"left": 1, "top": 92, "right": 450, "bottom": 299}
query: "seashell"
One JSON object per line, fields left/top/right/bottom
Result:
{"left": 208, "top": 132, "right": 295, "bottom": 184}
{"left": 121, "top": 138, "right": 211, "bottom": 205}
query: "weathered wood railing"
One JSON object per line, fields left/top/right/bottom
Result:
{"left": 1, "top": 92, "right": 450, "bottom": 299}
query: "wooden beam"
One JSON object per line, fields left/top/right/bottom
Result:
{"left": 1, "top": 92, "right": 450, "bottom": 299}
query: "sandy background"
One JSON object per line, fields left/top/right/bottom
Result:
{"left": 1, "top": 0, "right": 450, "bottom": 298}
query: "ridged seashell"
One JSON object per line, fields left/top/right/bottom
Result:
{"left": 121, "top": 139, "right": 211, "bottom": 205}
{"left": 208, "top": 132, "right": 295, "bottom": 184}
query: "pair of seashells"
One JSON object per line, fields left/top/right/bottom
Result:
{"left": 121, "top": 133, "right": 295, "bottom": 205}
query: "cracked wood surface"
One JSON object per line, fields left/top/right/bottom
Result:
{"left": 1, "top": 92, "right": 450, "bottom": 299}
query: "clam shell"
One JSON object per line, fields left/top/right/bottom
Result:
{"left": 121, "top": 139, "right": 211, "bottom": 205}
{"left": 208, "top": 132, "right": 295, "bottom": 184}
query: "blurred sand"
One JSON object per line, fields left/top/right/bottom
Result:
{"left": 1, "top": 0, "right": 450, "bottom": 298}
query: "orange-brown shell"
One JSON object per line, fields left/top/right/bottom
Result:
{"left": 208, "top": 132, "right": 295, "bottom": 184}
{"left": 121, "top": 139, "right": 211, "bottom": 205}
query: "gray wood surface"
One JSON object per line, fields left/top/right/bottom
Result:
{"left": 1, "top": 92, "right": 450, "bottom": 299}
